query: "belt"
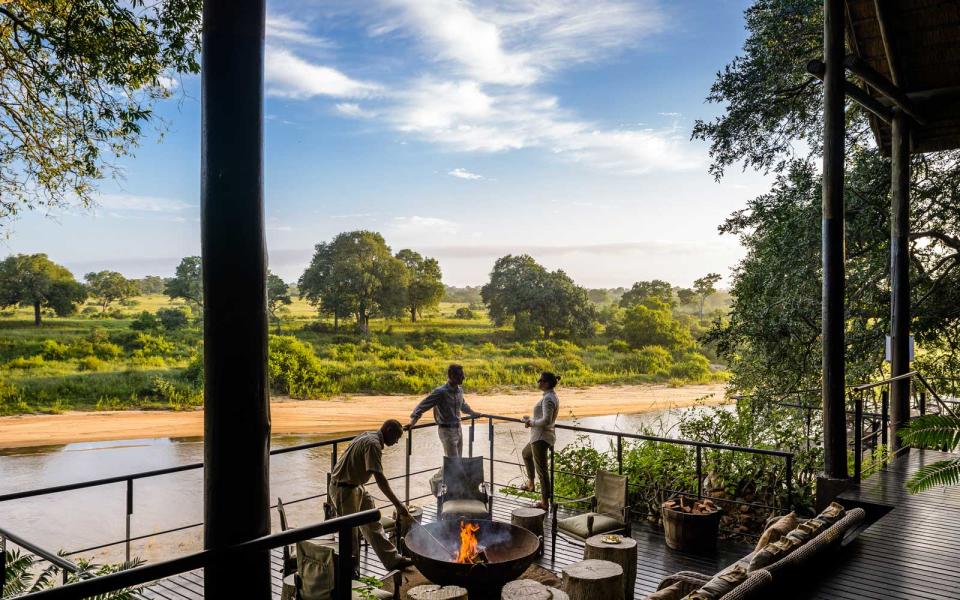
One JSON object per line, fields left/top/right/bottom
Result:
{"left": 333, "top": 481, "right": 360, "bottom": 488}
{"left": 437, "top": 423, "right": 462, "bottom": 429}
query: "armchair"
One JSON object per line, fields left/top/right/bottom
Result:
{"left": 436, "top": 456, "right": 493, "bottom": 521}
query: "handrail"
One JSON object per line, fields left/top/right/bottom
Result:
{"left": 20, "top": 509, "right": 379, "bottom": 600}
{"left": 0, "top": 526, "right": 79, "bottom": 573}
{"left": 852, "top": 370, "right": 918, "bottom": 392}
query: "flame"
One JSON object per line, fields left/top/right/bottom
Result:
{"left": 454, "top": 520, "right": 482, "bottom": 564}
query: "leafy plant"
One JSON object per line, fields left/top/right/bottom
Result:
{"left": 2, "top": 549, "right": 145, "bottom": 599}
{"left": 900, "top": 415, "right": 960, "bottom": 493}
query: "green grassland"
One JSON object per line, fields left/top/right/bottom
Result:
{"left": 0, "top": 295, "right": 725, "bottom": 415}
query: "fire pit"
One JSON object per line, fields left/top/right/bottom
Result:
{"left": 404, "top": 519, "right": 540, "bottom": 593}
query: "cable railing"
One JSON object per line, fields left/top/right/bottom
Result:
{"left": 0, "top": 526, "right": 79, "bottom": 596}
{"left": 2, "top": 413, "right": 794, "bottom": 595}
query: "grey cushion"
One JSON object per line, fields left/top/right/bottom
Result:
{"left": 557, "top": 513, "right": 624, "bottom": 539}
{"left": 380, "top": 515, "right": 396, "bottom": 531}
{"left": 441, "top": 499, "right": 488, "bottom": 518}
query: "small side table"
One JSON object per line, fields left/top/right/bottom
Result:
{"left": 511, "top": 506, "right": 547, "bottom": 556}
{"left": 584, "top": 534, "right": 637, "bottom": 600}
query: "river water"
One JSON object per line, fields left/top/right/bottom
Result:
{"left": 0, "top": 407, "right": 713, "bottom": 564}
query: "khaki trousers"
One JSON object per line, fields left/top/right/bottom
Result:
{"left": 328, "top": 483, "right": 402, "bottom": 570}
{"left": 438, "top": 425, "right": 463, "bottom": 457}
{"left": 522, "top": 440, "right": 552, "bottom": 504}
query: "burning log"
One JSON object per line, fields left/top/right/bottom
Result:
{"left": 409, "top": 584, "right": 469, "bottom": 600}
{"left": 454, "top": 520, "right": 488, "bottom": 564}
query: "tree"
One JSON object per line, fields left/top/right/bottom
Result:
{"left": 267, "top": 271, "right": 292, "bottom": 332}
{"left": 84, "top": 271, "right": 139, "bottom": 312}
{"left": 693, "top": 273, "right": 722, "bottom": 322}
{"left": 137, "top": 276, "right": 167, "bottom": 295}
{"left": 157, "top": 307, "right": 189, "bottom": 331}
{"left": 481, "top": 254, "right": 596, "bottom": 338}
{"left": 620, "top": 304, "right": 695, "bottom": 351}
{"left": 0, "top": 2, "right": 201, "bottom": 229}
{"left": 396, "top": 249, "right": 444, "bottom": 322}
{"left": 165, "top": 257, "right": 202, "bottom": 306}
{"left": 299, "top": 231, "right": 407, "bottom": 332}
{"left": 619, "top": 280, "right": 675, "bottom": 310}
{"left": 0, "top": 254, "right": 86, "bottom": 325}
{"left": 677, "top": 288, "right": 697, "bottom": 307}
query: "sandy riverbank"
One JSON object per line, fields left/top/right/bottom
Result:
{"left": 0, "top": 384, "right": 728, "bottom": 448}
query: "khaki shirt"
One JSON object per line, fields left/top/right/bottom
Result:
{"left": 330, "top": 431, "right": 384, "bottom": 486}
{"left": 410, "top": 383, "right": 477, "bottom": 426}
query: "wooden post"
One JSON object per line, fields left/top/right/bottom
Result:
{"left": 818, "top": 0, "right": 849, "bottom": 504}
{"left": 562, "top": 560, "right": 624, "bottom": 600}
{"left": 512, "top": 507, "right": 547, "bottom": 556}
{"left": 890, "top": 110, "right": 911, "bottom": 451}
{"left": 584, "top": 535, "right": 637, "bottom": 600}
{"left": 201, "top": 0, "right": 271, "bottom": 598}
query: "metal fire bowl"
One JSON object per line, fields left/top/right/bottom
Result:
{"left": 404, "top": 520, "right": 540, "bottom": 591}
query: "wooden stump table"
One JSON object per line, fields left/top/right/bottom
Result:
{"left": 408, "top": 584, "right": 468, "bottom": 599}
{"left": 511, "top": 507, "right": 547, "bottom": 556}
{"left": 561, "top": 559, "right": 624, "bottom": 600}
{"left": 501, "top": 580, "right": 569, "bottom": 600}
{"left": 584, "top": 534, "right": 637, "bottom": 600}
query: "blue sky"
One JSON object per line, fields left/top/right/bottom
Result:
{"left": 5, "top": 0, "right": 772, "bottom": 288}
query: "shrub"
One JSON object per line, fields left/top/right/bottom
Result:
{"left": 8, "top": 356, "right": 45, "bottom": 369}
{"left": 608, "top": 339, "right": 630, "bottom": 353}
{"left": 0, "top": 380, "right": 26, "bottom": 415}
{"left": 131, "top": 311, "right": 161, "bottom": 331}
{"left": 132, "top": 333, "right": 175, "bottom": 357}
{"left": 151, "top": 377, "right": 201, "bottom": 409}
{"left": 454, "top": 307, "right": 475, "bottom": 319}
{"left": 157, "top": 307, "right": 189, "bottom": 331}
{"left": 40, "top": 340, "right": 70, "bottom": 360}
{"left": 80, "top": 306, "right": 99, "bottom": 316}
{"left": 268, "top": 335, "right": 332, "bottom": 397}
{"left": 669, "top": 353, "right": 711, "bottom": 382}
{"left": 78, "top": 356, "right": 108, "bottom": 371}
{"left": 617, "top": 345, "right": 673, "bottom": 375}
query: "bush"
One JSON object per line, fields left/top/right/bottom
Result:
{"left": 669, "top": 353, "right": 711, "bottom": 382}
{"left": 157, "top": 307, "right": 189, "bottom": 331}
{"left": 131, "top": 311, "right": 161, "bottom": 331}
{"left": 268, "top": 335, "right": 332, "bottom": 397}
{"left": 454, "top": 307, "right": 475, "bottom": 319}
{"left": 40, "top": 340, "right": 70, "bottom": 360}
{"left": 132, "top": 333, "right": 175, "bottom": 357}
{"left": 617, "top": 345, "right": 673, "bottom": 375}
{"left": 8, "top": 356, "right": 45, "bottom": 369}
{"left": 77, "top": 356, "right": 108, "bottom": 371}
{"left": 0, "top": 380, "right": 26, "bottom": 415}
{"left": 608, "top": 339, "right": 630, "bottom": 353}
{"left": 151, "top": 377, "right": 201, "bottom": 409}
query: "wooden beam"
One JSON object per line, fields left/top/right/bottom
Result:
{"left": 844, "top": 56, "right": 928, "bottom": 126}
{"left": 873, "top": 0, "right": 901, "bottom": 87}
{"left": 201, "top": 0, "right": 272, "bottom": 598}
{"left": 889, "top": 111, "right": 911, "bottom": 451}
{"left": 821, "top": 0, "right": 848, "bottom": 485}
{"left": 807, "top": 59, "right": 894, "bottom": 124}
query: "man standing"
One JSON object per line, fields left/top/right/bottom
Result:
{"left": 408, "top": 364, "right": 479, "bottom": 457}
{"left": 328, "top": 419, "right": 413, "bottom": 571}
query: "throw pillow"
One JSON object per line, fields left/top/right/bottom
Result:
{"left": 646, "top": 581, "right": 689, "bottom": 600}
{"left": 748, "top": 536, "right": 802, "bottom": 571}
{"left": 753, "top": 511, "right": 799, "bottom": 552}
{"left": 683, "top": 565, "right": 749, "bottom": 599}
{"left": 817, "top": 502, "right": 846, "bottom": 526}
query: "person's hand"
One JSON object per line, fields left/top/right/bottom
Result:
{"left": 405, "top": 419, "right": 416, "bottom": 430}
{"left": 522, "top": 416, "right": 531, "bottom": 428}
{"left": 397, "top": 504, "right": 413, "bottom": 521}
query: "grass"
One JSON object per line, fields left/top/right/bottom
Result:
{"left": 0, "top": 295, "right": 725, "bottom": 415}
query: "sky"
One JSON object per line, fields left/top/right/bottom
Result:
{"left": 4, "top": 0, "right": 773, "bottom": 288}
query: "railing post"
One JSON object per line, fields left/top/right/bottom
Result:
{"left": 785, "top": 455, "right": 793, "bottom": 511}
{"left": 695, "top": 445, "right": 703, "bottom": 500}
{"left": 469, "top": 417, "right": 475, "bottom": 458}
{"left": 549, "top": 446, "right": 555, "bottom": 507}
{"left": 616, "top": 435, "right": 623, "bottom": 475}
{"left": 881, "top": 390, "right": 889, "bottom": 447}
{"left": 806, "top": 408, "right": 812, "bottom": 452}
{"left": 920, "top": 391, "right": 926, "bottom": 416}
{"left": 125, "top": 478, "right": 133, "bottom": 563}
{"left": 2, "top": 534, "right": 6, "bottom": 597}
{"left": 331, "top": 443, "right": 338, "bottom": 473}
{"left": 488, "top": 417, "right": 495, "bottom": 493}
{"left": 854, "top": 394, "right": 863, "bottom": 481}
{"left": 405, "top": 427, "right": 412, "bottom": 506}
{"left": 336, "top": 524, "right": 353, "bottom": 600}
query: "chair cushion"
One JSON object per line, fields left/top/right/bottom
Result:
{"left": 684, "top": 564, "right": 748, "bottom": 599}
{"left": 753, "top": 512, "right": 798, "bottom": 552}
{"left": 645, "top": 581, "right": 690, "bottom": 599}
{"left": 558, "top": 513, "right": 624, "bottom": 539}
{"left": 595, "top": 471, "right": 628, "bottom": 516}
{"left": 441, "top": 499, "right": 489, "bottom": 518}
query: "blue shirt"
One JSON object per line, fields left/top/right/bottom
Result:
{"left": 410, "top": 383, "right": 477, "bottom": 426}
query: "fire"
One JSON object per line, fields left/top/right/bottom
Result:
{"left": 454, "top": 520, "right": 483, "bottom": 564}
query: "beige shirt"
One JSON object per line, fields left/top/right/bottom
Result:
{"left": 330, "top": 431, "right": 384, "bottom": 486}
{"left": 529, "top": 390, "right": 559, "bottom": 447}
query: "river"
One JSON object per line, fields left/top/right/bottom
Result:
{"left": 0, "top": 407, "right": 714, "bottom": 565}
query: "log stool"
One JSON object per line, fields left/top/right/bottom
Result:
{"left": 501, "top": 581, "right": 569, "bottom": 600}
{"left": 584, "top": 534, "right": 637, "bottom": 600}
{"left": 511, "top": 506, "right": 547, "bottom": 556}
{"left": 561, "top": 559, "right": 624, "bottom": 600}
{"left": 408, "top": 584, "right": 469, "bottom": 599}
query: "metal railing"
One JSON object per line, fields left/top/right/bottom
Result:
{"left": 2, "top": 412, "right": 794, "bottom": 594}
{"left": 1, "top": 526, "right": 79, "bottom": 596}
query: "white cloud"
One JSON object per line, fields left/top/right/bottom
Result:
{"left": 391, "top": 216, "right": 460, "bottom": 234}
{"left": 335, "top": 102, "right": 376, "bottom": 118}
{"left": 448, "top": 168, "right": 484, "bottom": 180}
{"left": 97, "top": 193, "right": 193, "bottom": 213}
{"left": 267, "top": 14, "right": 335, "bottom": 47}
{"left": 265, "top": 46, "right": 380, "bottom": 99}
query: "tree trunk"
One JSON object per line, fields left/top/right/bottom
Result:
{"left": 334, "top": 312, "right": 339, "bottom": 332}
{"left": 502, "top": 580, "right": 551, "bottom": 600}
{"left": 408, "top": 584, "right": 468, "bottom": 600}
{"left": 698, "top": 298, "right": 704, "bottom": 323}
{"left": 511, "top": 507, "right": 546, "bottom": 556}
{"left": 562, "top": 560, "right": 623, "bottom": 600}
{"left": 584, "top": 535, "right": 637, "bottom": 600}
{"left": 33, "top": 301, "right": 41, "bottom": 326}
{"left": 411, "top": 305, "right": 417, "bottom": 322}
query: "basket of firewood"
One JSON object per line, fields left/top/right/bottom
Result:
{"left": 661, "top": 496, "right": 722, "bottom": 554}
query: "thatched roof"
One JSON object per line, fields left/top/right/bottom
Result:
{"left": 846, "top": 0, "right": 960, "bottom": 154}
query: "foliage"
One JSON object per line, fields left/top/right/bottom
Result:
{"left": 454, "top": 307, "right": 475, "bottom": 319}
{"left": 481, "top": 254, "right": 596, "bottom": 338}
{"left": 2, "top": 548, "right": 145, "bottom": 598}
{"left": 619, "top": 280, "right": 675, "bottom": 309}
{"left": 156, "top": 307, "right": 189, "bottom": 331}
{"left": 268, "top": 335, "right": 330, "bottom": 397}
{"left": 84, "top": 271, "right": 139, "bottom": 311}
{"left": 693, "top": 273, "right": 722, "bottom": 322}
{"left": 267, "top": 271, "right": 292, "bottom": 327}
{"left": 443, "top": 285, "right": 483, "bottom": 304}
{"left": 0, "top": 1, "right": 201, "bottom": 228}
{"left": 677, "top": 288, "right": 697, "bottom": 307}
{"left": 396, "top": 249, "right": 444, "bottom": 322}
{"left": 165, "top": 256, "right": 203, "bottom": 306}
{"left": 0, "top": 254, "right": 87, "bottom": 325}
{"left": 137, "top": 275, "right": 167, "bottom": 295}
{"left": 900, "top": 415, "right": 960, "bottom": 493}
{"left": 620, "top": 304, "right": 694, "bottom": 351}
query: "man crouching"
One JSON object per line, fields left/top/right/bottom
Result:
{"left": 328, "top": 419, "right": 413, "bottom": 571}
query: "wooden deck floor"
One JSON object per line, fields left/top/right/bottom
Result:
{"left": 138, "top": 494, "right": 752, "bottom": 599}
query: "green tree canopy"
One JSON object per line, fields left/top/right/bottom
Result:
{"left": 693, "top": 273, "right": 722, "bottom": 322}
{"left": 619, "top": 280, "right": 675, "bottom": 310}
{"left": 84, "top": 270, "right": 139, "bottom": 311}
{"left": 0, "top": 254, "right": 86, "bottom": 325}
{"left": 137, "top": 276, "right": 167, "bottom": 295}
{"left": 165, "top": 256, "right": 202, "bottom": 306}
{"left": 620, "top": 304, "right": 695, "bottom": 352}
{"left": 677, "top": 288, "right": 697, "bottom": 307}
{"left": 481, "top": 254, "right": 596, "bottom": 338}
{"left": 299, "top": 231, "right": 407, "bottom": 332}
{"left": 0, "top": 1, "right": 201, "bottom": 229}
{"left": 396, "top": 249, "right": 444, "bottom": 322}
{"left": 267, "top": 271, "right": 292, "bottom": 329}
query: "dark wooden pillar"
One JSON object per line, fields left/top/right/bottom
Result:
{"left": 818, "top": 0, "right": 849, "bottom": 503}
{"left": 201, "top": 1, "right": 271, "bottom": 598}
{"left": 890, "top": 111, "right": 911, "bottom": 450}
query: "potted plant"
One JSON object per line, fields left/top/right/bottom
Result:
{"left": 661, "top": 496, "right": 722, "bottom": 553}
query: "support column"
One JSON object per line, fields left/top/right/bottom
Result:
{"left": 890, "top": 111, "right": 911, "bottom": 451}
{"left": 818, "top": 0, "right": 849, "bottom": 506}
{"left": 201, "top": 1, "right": 271, "bottom": 598}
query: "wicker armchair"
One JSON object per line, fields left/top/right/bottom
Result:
{"left": 551, "top": 470, "right": 631, "bottom": 561}
{"left": 653, "top": 570, "right": 772, "bottom": 600}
